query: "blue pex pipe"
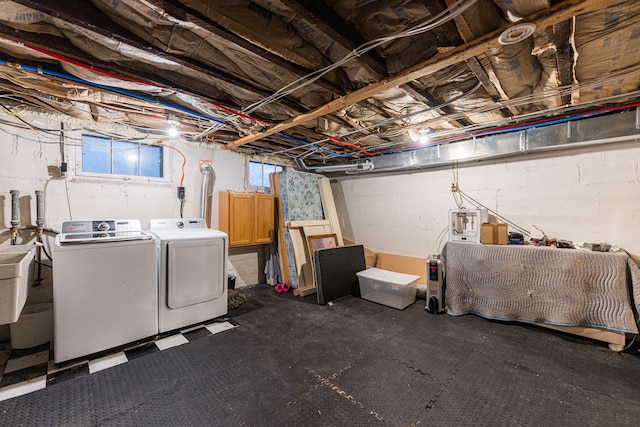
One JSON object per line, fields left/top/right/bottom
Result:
{"left": 0, "top": 58, "right": 355, "bottom": 154}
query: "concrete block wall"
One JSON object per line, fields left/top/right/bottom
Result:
{"left": 0, "top": 114, "right": 263, "bottom": 340}
{"left": 332, "top": 141, "right": 640, "bottom": 259}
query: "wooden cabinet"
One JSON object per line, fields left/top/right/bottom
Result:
{"left": 219, "top": 192, "right": 275, "bottom": 246}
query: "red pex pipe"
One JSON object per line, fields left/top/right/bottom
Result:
{"left": 23, "top": 44, "right": 264, "bottom": 123}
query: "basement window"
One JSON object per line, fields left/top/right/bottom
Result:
{"left": 81, "top": 135, "right": 163, "bottom": 179}
{"left": 248, "top": 160, "right": 283, "bottom": 191}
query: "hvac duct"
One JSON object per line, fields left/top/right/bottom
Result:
{"left": 350, "top": 109, "right": 640, "bottom": 174}
{"left": 200, "top": 162, "right": 213, "bottom": 221}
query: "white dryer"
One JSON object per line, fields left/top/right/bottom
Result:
{"left": 53, "top": 219, "right": 158, "bottom": 363}
{"left": 148, "top": 218, "right": 228, "bottom": 333}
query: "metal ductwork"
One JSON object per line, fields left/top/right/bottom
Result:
{"left": 334, "top": 108, "right": 640, "bottom": 174}
{"left": 200, "top": 161, "right": 214, "bottom": 222}
{"left": 295, "top": 158, "right": 373, "bottom": 173}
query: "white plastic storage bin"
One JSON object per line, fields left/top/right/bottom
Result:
{"left": 356, "top": 268, "right": 419, "bottom": 310}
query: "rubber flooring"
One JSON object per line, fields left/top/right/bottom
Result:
{"left": 1, "top": 284, "right": 640, "bottom": 426}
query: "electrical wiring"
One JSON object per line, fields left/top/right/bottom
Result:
{"left": 159, "top": 141, "right": 187, "bottom": 217}
{"left": 271, "top": 81, "right": 483, "bottom": 160}
{"left": 456, "top": 189, "right": 529, "bottom": 237}
{"left": 339, "top": 64, "right": 640, "bottom": 154}
{"left": 328, "top": 82, "right": 483, "bottom": 145}
{"left": 21, "top": 43, "right": 264, "bottom": 123}
{"left": 273, "top": 132, "right": 351, "bottom": 158}
{"left": 451, "top": 163, "right": 464, "bottom": 208}
{"left": 162, "top": 143, "right": 187, "bottom": 186}
{"left": 243, "top": 0, "right": 478, "bottom": 114}
{"left": 435, "top": 225, "right": 450, "bottom": 254}
{"left": 374, "top": 99, "right": 640, "bottom": 157}
{"left": 0, "top": 59, "right": 234, "bottom": 130}
{"left": 63, "top": 176, "right": 73, "bottom": 220}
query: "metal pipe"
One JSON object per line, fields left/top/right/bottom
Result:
{"left": 10, "top": 190, "right": 19, "bottom": 245}
{"left": 0, "top": 226, "right": 60, "bottom": 236}
{"left": 35, "top": 190, "right": 45, "bottom": 286}
{"left": 10, "top": 190, "right": 19, "bottom": 228}
{"left": 200, "top": 162, "right": 213, "bottom": 220}
{"left": 35, "top": 190, "right": 44, "bottom": 229}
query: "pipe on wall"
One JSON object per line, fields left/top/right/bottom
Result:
{"left": 200, "top": 162, "right": 214, "bottom": 222}
{"left": 10, "top": 190, "right": 19, "bottom": 245}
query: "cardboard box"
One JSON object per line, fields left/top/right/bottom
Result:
{"left": 481, "top": 223, "right": 495, "bottom": 244}
{"left": 496, "top": 223, "right": 508, "bottom": 245}
{"left": 480, "top": 223, "right": 509, "bottom": 245}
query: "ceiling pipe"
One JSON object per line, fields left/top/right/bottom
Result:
{"left": 294, "top": 158, "right": 373, "bottom": 173}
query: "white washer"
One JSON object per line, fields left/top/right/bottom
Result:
{"left": 148, "top": 218, "right": 228, "bottom": 333}
{"left": 53, "top": 220, "right": 158, "bottom": 364}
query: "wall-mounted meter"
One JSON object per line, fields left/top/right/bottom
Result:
{"left": 448, "top": 208, "right": 488, "bottom": 243}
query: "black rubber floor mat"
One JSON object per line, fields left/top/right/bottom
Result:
{"left": 314, "top": 245, "right": 366, "bottom": 305}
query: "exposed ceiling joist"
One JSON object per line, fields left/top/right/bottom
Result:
{"left": 11, "top": 0, "right": 294, "bottom": 101}
{"left": 464, "top": 56, "right": 513, "bottom": 118}
{"left": 554, "top": 20, "right": 575, "bottom": 106}
{"left": 401, "top": 83, "right": 471, "bottom": 128}
{"left": 277, "top": 0, "right": 388, "bottom": 80}
{"left": 156, "top": 0, "right": 347, "bottom": 96}
{"left": 224, "top": 0, "right": 615, "bottom": 150}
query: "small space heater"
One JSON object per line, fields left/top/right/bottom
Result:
{"left": 426, "top": 255, "right": 445, "bottom": 314}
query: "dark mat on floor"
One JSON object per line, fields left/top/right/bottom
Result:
{"left": 2, "top": 284, "right": 640, "bottom": 426}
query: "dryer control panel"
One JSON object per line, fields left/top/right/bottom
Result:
{"left": 149, "top": 218, "right": 207, "bottom": 230}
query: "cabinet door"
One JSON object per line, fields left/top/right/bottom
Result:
{"left": 254, "top": 194, "right": 275, "bottom": 244}
{"left": 229, "top": 193, "right": 255, "bottom": 246}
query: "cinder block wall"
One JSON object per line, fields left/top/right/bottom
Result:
{"left": 332, "top": 141, "right": 640, "bottom": 259}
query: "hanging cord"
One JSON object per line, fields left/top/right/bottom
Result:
{"left": 162, "top": 142, "right": 187, "bottom": 218}
{"left": 457, "top": 190, "right": 530, "bottom": 236}
{"left": 435, "top": 225, "right": 450, "bottom": 254}
{"left": 59, "top": 122, "right": 73, "bottom": 220}
{"left": 451, "top": 163, "right": 464, "bottom": 208}
{"left": 244, "top": 0, "right": 478, "bottom": 113}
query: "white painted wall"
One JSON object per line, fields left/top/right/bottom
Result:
{"left": 0, "top": 113, "right": 259, "bottom": 340}
{"left": 332, "top": 141, "right": 640, "bottom": 259}
{"left": 0, "top": 115, "right": 246, "bottom": 232}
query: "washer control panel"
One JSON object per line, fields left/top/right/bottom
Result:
{"left": 59, "top": 220, "right": 150, "bottom": 244}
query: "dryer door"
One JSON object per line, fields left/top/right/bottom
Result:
{"left": 166, "top": 238, "right": 225, "bottom": 308}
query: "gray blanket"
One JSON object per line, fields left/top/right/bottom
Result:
{"left": 442, "top": 242, "right": 640, "bottom": 333}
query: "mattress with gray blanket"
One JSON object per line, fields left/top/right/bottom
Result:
{"left": 442, "top": 242, "right": 640, "bottom": 334}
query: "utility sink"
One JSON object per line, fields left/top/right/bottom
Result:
{"left": 0, "top": 246, "right": 35, "bottom": 325}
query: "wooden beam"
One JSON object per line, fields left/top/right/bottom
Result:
{"left": 464, "top": 56, "right": 514, "bottom": 117}
{"left": 158, "top": 0, "right": 346, "bottom": 96}
{"left": 224, "top": 0, "right": 614, "bottom": 150}
{"left": 553, "top": 19, "right": 575, "bottom": 106}
{"left": 278, "top": 0, "right": 388, "bottom": 79}
{"left": 11, "top": 0, "right": 281, "bottom": 99}
{"left": 423, "top": 0, "right": 465, "bottom": 47}
{"left": 401, "top": 83, "right": 470, "bottom": 128}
